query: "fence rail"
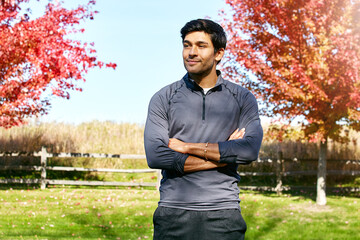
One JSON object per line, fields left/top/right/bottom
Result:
{"left": 237, "top": 170, "right": 360, "bottom": 176}
{"left": 1, "top": 147, "right": 359, "bottom": 192}
{"left": 1, "top": 147, "right": 161, "bottom": 189}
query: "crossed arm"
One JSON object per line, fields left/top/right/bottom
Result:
{"left": 145, "top": 90, "right": 263, "bottom": 174}
{"left": 168, "top": 128, "right": 245, "bottom": 173}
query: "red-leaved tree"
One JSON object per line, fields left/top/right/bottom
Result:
{"left": 0, "top": 0, "right": 116, "bottom": 128}
{"left": 221, "top": 0, "right": 360, "bottom": 205}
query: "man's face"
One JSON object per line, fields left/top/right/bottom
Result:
{"left": 182, "top": 31, "right": 223, "bottom": 78}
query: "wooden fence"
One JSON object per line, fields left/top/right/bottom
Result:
{"left": 1, "top": 147, "right": 359, "bottom": 192}
{"left": 238, "top": 158, "right": 360, "bottom": 193}
{"left": 0, "top": 147, "right": 161, "bottom": 190}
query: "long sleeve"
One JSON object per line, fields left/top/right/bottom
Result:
{"left": 144, "top": 92, "right": 189, "bottom": 174}
{"left": 218, "top": 91, "right": 263, "bottom": 164}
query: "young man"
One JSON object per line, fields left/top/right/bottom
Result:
{"left": 144, "top": 19, "right": 263, "bottom": 240}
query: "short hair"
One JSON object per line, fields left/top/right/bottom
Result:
{"left": 180, "top": 19, "right": 227, "bottom": 53}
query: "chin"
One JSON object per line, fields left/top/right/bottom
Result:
{"left": 187, "top": 70, "right": 203, "bottom": 76}
{"left": 185, "top": 66, "right": 201, "bottom": 74}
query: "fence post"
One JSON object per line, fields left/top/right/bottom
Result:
{"left": 40, "top": 146, "right": 47, "bottom": 190}
{"left": 156, "top": 169, "right": 162, "bottom": 190}
{"left": 275, "top": 150, "right": 283, "bottom": 195}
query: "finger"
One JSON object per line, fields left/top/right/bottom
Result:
{"left": 216, "top": 162, "right": 227, "bottom": 167}
{"left": 229, "top": 128, "right": 239, "bottom": 138}
{"left": 169, "top": 138, "right": 181, "bottom": 144}
{"left": 233, "top": 128, "right": 244, "bottom": 139}
{"left": 168, "top": 138, "right": 176, "bottom": 147}
{"left": 229, "top": 128, "right": 245, "bottom": 140}
{"left": 229, "top": 128, "right": 240, "bottom": 140}
{"left": 239, "top": 128, "right": 245, "bottom": 138}
{"left": 232, "top": 128, "right": 240, "bottom": 134}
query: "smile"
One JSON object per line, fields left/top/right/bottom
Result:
{"left": 186, "top": 60, "right": 200, "bottom": 65}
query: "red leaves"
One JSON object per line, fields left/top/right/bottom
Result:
{"left": 221, "top": 0, "right": 360, "bottom": 142}
{"left": 106, "top": 63, "right": 117, "bottom": 70}
{"left": 0, "top": 0, "right": 116, "bottom": 128}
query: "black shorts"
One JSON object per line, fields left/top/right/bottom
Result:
{"left": 153, "top": 206, "right": 247, "bottom": 240}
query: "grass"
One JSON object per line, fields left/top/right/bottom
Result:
{"left": 0, "top": 187, "right": 158, "bottom": 240}
{"left": 0, "top": 121, "right": 359, "bottom": 239}
{"left": 0, "top": 187, "right": 359, "bottom": 240}
{"left": 240, "top": 190, "right": 359, "bottom": 240}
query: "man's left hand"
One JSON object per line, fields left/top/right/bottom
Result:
{"left": 169, "top": 138, "right": 188, "bottom": 154}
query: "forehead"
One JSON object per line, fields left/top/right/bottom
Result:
{"left": 183, "top": 31, "right": 213, "bottom": 45}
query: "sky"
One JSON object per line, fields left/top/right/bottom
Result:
{"left": 26, "top": 0, "right": 233, "bottom": 125}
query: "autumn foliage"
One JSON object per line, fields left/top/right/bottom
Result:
{"left": 221, "top": 0, "right": 360, "bottom": 143}
{"left": 0, "top": 0, "right": 116, "bottom": 128}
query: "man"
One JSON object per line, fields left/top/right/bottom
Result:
{"left": 144, "top": 19, "right": 263, "bottom": 240}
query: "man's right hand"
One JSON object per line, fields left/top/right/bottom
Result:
{"left": 228, "top": 128, "right": 245, "bottom": 140}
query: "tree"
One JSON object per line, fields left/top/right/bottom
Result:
{"left": 221, "top": 0, "right": 360, "bottom": 205}
{"left": 0, "top": 0, "right": 116, "bottom": 128}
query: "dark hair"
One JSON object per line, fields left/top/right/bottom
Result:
{"left": 180, "top": 19, "right": 227, "bottom": 53}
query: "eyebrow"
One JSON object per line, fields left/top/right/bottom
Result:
{"left": 183, "top": 40, "right": 210, "bottom": 45}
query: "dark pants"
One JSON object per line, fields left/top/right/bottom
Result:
{"left": 153, "top": 206, "right": 247, "bottom": 240}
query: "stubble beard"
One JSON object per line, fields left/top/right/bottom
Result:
{"left": 184, "top": 61, "right": 215, "bottom": 80}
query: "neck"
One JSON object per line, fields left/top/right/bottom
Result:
{"left": 189, "top": 68, "right": 218, "bottom": 89}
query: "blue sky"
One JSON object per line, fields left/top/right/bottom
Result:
{"left": 30, "top": 0, "right": 230, "bottom": 124}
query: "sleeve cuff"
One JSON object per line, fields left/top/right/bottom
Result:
{"left": 218, "top": 141, "right": 238, "bottom": 163}
{"left": 172, "top": 152, "right": 189, "bottom": 174}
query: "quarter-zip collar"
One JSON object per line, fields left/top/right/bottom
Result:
{"left": 182, "top": 70, "right": 225, "bottom": 121}
{"left": 183, "top": 70, "right": 224, "bottom": 93}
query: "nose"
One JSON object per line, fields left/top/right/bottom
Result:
{"left": 189, "top": 46, "right": 198, "bottom": 56}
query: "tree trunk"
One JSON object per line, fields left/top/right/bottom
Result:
{"left": 316, "top": 139, "right": 327, "bottom": 205}
{"left": 275, "top": 146, "right": 283, "bottom": 195}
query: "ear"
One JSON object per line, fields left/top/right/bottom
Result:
{"left": 215, "top": 48, "right": 225, "bottom": 62}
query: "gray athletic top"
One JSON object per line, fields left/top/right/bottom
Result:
{"left": 144, "top": 71, "right": 263, "bottom": 211}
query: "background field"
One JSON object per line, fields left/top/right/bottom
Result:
{"left": 0, "top": 121, "right": 359, "bottom": 239}
{"left": 0, "top": 187, "right": 359, "bottom": 240}
{"left": 1, "top": 121, "right": 359, "bottom": 188}
{"left": 1, "top": 121, "right": 360, "bottom": 159}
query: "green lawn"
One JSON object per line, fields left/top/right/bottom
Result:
{"left": 0, "top": 187, "right": 358, "bottom": 240}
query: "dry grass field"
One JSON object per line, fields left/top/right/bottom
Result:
{"left": 1, "top": 120, "right": 359, "bottom": 160}
{"left": 0, "top": 121, "right": 145, "bottom": 154}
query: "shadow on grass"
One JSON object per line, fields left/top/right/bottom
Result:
{"left": 0, "top": 184, "right": 39, "bottom": 190}
{"left": 64, "top": 205, "right": 153, "bottom": 239}
{"left": 241, "top": 198, "right": 285, "bottom": 239}
{"left": 240, "top": 186, "right": 359, "bottom": 204}
{"left": 67, "top": 208, "right": 119, "bottom": 239}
